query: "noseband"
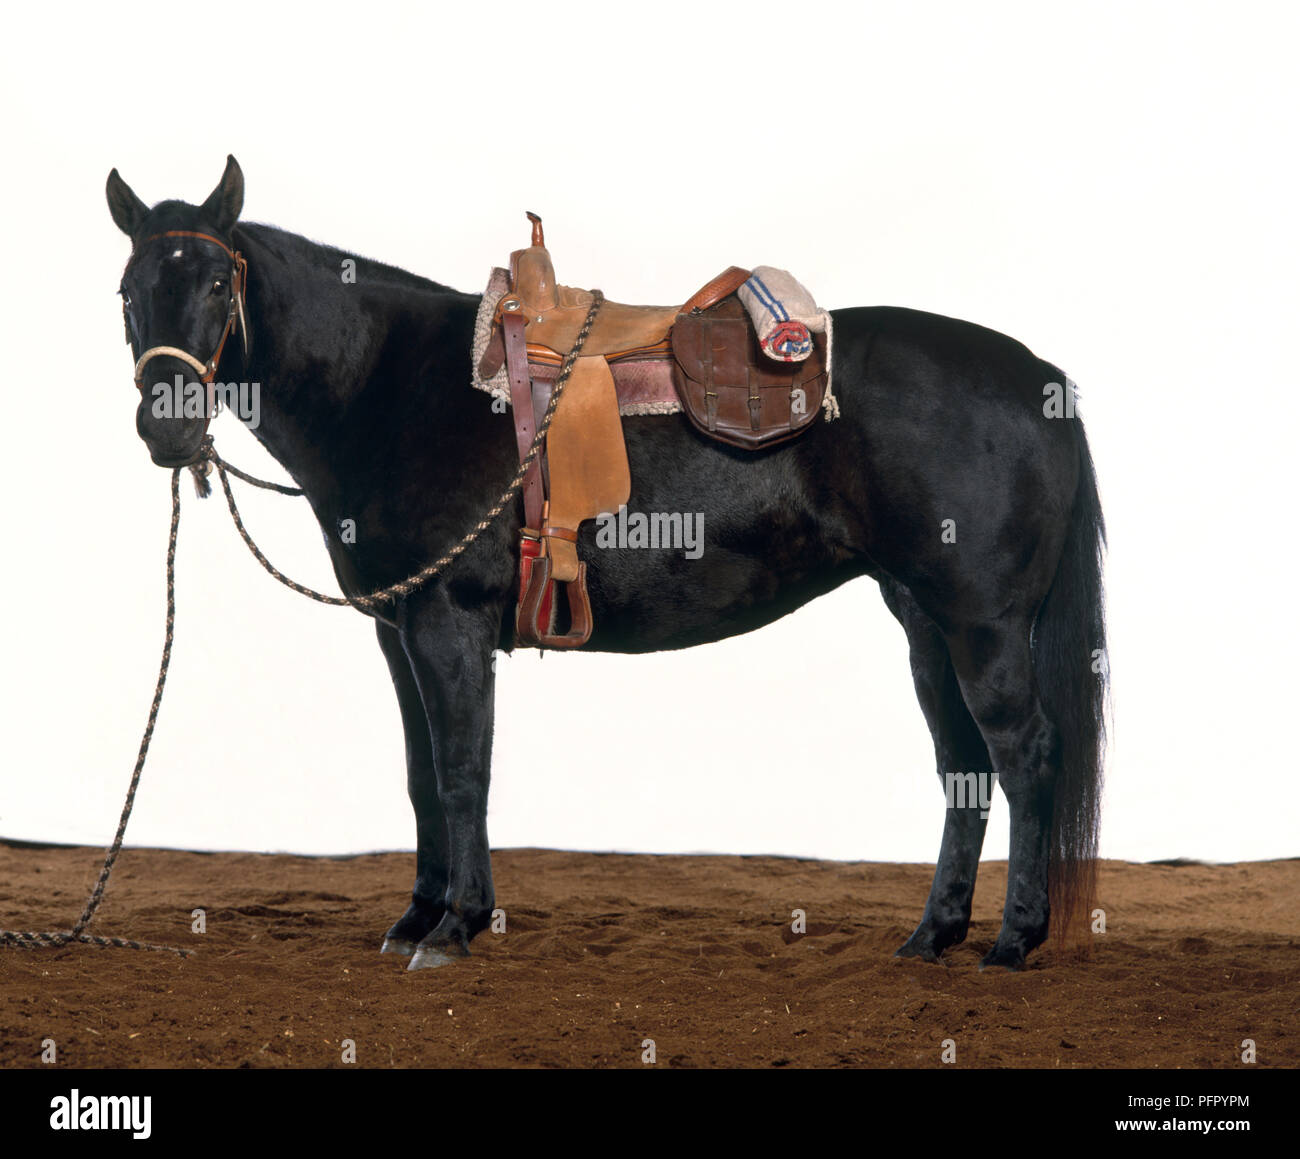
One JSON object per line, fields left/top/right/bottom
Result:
{"left": 130, "top": 230, "right": 249, "bottom": 396}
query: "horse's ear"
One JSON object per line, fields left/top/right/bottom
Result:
{"left": 106, "top": 168, "right": 148, "bottom": 237}
{"left": 200, "top": 154, "right": 244, "bottom": 233}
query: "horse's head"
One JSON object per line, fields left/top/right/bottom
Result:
{"left": 107, "top": 155, "right": 248, "bottom": 467}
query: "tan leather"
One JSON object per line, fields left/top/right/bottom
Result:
{"left": 510, "top": 245, "right": 559, "bottom": 312}
{"left": 530, "top": 295, "right": 679, "bottom": 359}
{"left": 542, "top": 355, "right": 630, "bottom": 583}
{"left": 528, "top": 352, "right": 679, "bottom": 411}
{"left": 524, "top": 338, "right": 671, "bottom": 366}
{"left": 504, "top": 244, "right": 681, "bottom": 357}
{"left": 540, "top": 525, "right": 579, "bottom": 543}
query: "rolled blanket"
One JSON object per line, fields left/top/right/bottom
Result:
{"left": 737, "top": 267, "right": 826, "bottom": 362}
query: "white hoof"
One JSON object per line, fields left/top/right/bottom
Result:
{"left": 407, "top": 946, "right": 463, "bottom": 971}
{"left": 380, "top": 937, "right": 417, "bottom": 957}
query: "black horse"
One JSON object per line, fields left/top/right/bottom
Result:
{"left": 106, "top": 156, "right": 1106, "bottom": 972}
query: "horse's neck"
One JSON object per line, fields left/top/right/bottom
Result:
{"left": 230, "top": 223, "right": 462, "bottom": 506}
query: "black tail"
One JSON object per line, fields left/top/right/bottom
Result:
{"left": 1032, "top": 410, "right": 1108, "bottom": 948}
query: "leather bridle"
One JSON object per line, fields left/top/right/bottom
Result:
{"left": 129, "top": 230, "right": 249, "bottom": 403}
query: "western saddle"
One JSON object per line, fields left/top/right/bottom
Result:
{"left": 478, "top": 213, "right": 828, "bottom": 650}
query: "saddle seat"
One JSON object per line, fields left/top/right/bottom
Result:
{"left": 482, "top": 213, "right": 751, "bottom": 378}
{"left": 512, "top": 272, "right": 680, "bottom": 359}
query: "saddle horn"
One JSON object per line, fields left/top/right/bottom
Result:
{"left": 526, "top": 211, "right": 544, "bottom": 248}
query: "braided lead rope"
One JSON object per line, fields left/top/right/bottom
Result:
{"left": 0, "top": 469, "right": 191, "bottom": 957}
{"left": 206, "top": 292, "right": 605, "bottom": 614}
{"left": 213, "top": 458, "right": 303, "bottom": 496}
{"left": 185, "top": 447, "right": 303, "bottom": 500}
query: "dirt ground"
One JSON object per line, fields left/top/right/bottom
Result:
{"left": 0, "top": 842, "right": 1295, "bottom": 1069}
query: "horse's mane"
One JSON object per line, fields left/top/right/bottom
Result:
{"left": 235, "top": 220, "right": 466, "bottom": 299}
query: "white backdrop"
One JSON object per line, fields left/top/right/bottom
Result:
{"left": 1, "top": 1, "right": 1295, "bottom": 864}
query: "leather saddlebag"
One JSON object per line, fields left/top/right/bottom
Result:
{"left": 670, "top": 296, "right": 827, "bottom": 450}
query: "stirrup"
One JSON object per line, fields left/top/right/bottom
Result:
{"left": 516, "top": 556, "right": 593, "bottom": 649}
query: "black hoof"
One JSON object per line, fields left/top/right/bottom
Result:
{"left": 978, "top": 944, "right": 1027, "bottom": 971}
{"left": 894, "top": 939, "right": 943, "bottom": 963}
{"left": 895, "top": 918, "right": 967, "bottom": 963}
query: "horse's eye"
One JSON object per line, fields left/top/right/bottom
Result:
{"left": 211, "top": 279, "right": 227, "bottom": 295}
{"left": 119, "top": 287, "right": 132, "bottom": 308}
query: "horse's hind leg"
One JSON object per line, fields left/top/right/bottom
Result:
{"left": 945, "top": 619, "right": 1059, "bottom": 970}
{"left": 881, "top": 579, "right": 994, "bottom": 962}
{"left": 375, "top": 621, "right": 448, "bottom": 956}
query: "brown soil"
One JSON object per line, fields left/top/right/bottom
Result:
{"left": 0, "top": 843, "right": 1295, "bottom": 1068}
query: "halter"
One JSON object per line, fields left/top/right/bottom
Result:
{"left": 130, "top": 231, "right": 249, "bottom": 397}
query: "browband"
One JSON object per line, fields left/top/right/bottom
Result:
{"left": 141, "top": 230, "right": 239, "bottom": 260}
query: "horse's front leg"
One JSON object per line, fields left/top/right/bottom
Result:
{"left": 397, "top": 593, "right": 501, "bottom": 971}
{"left": 375, "top": 621, "right": 448, "bottom": 957}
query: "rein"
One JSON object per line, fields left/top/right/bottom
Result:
{"left": 0, "top": 292, "right": 603, "bottom": 958}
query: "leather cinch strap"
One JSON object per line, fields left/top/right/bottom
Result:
{"left": 502, "top": 310, "right": 545, "bottom": 531}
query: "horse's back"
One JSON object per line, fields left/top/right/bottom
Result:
{"left": 583, "top": 303, "right": 1080, "bottom": 650}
